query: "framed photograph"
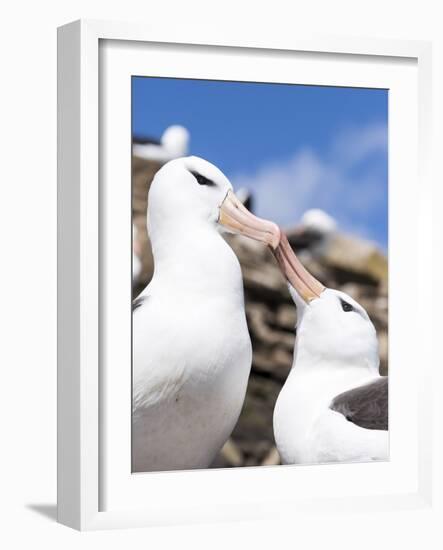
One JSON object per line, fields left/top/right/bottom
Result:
{"left": 57, "top": 19, "right": 433, "bottom": 530}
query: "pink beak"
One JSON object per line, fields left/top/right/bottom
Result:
{"left": 271, "top": 232, "right": 325, "bottom": 303}
{"left": 219, "top": 192, "right": 324, "bottom": 302}
{"left": 218, "top": 190, "right": 281, "bottom": 249}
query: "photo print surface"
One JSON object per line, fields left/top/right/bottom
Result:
{"left": 131, "top": 77, "right": 388, "bottom": 472}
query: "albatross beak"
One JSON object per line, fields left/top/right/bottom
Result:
{"left": 218, "top": 190, "right": 281, "bottom": 248}
{"left": 272, "top": 232, "right": 325, "bottom": 303}
{"left": 219, "top": 192, "right": 324, "bottom": 302}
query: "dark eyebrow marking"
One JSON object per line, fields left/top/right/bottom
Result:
{"left": 132, "top": 296, "right": 147, "bottom": 312}
{"left": 190, "top": 171, "right": 216, "bottom": 187}
{"left": 340, "top": 298, "right": 354, "bottom": 312}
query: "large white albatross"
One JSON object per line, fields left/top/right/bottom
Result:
{"left": 270, "top": 234, "right": 388, "bottom": 465}
{"left": 132, "top": 156, "right": 280, "bottom": 472}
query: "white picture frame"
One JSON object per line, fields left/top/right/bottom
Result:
{"left": 57, "top": 19, "right": 434, "bottom": 531}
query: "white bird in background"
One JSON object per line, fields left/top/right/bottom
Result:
{"left": 300, "top": 208, "right": 337, "bottom": 235}
{"left": 271, "top": 234, "right": 388, "bottom": 465}
{"left": 132, "top": 125, "right": 190, "bottom": 162}
{"left": 132, "top": 156, "right": 280, "bottom": 472}
{"left": 290, "top": 208, "right": 337, "bottom": 259}
{"left": 132, "top": 224, "right": 142, "bottom": 283}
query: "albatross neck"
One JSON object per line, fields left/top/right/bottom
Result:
{"left": 149, "top": 219, "right": 243, "bottom": 297}
{"left": 291, "top": 341, "right": 380, "bottom": 378}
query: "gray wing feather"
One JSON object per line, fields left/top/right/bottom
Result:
{"left": 330, "top": 377, "right": 388, "bottom": 431}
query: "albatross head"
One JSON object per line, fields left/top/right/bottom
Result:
{"left": 148, "top": 156, "right": 280, "bottom": 247}
{"left": 272, "top": 232, "right": 379, "bottom": 368}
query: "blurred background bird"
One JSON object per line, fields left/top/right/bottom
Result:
{"left": 133, "top": 124, "right": 190, "bottom": 162}
{"left": 132, "top": 224, "right": 142, "bottom": 284}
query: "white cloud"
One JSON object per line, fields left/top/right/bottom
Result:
{"left": 332, "top": 122, "right": 388, "bottom": 166}
{"left": 231, "top": 122, "right": 388, "bottom": 245}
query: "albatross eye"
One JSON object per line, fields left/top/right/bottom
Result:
{"left": 340, "top": 299, "right": 354, "bottom": 313}
{"left": 190, "top": 171, "right": 216, "bottom": 187}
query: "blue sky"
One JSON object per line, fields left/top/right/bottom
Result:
{"left": 132, "top": 77, "right": 388, "bottom": 248}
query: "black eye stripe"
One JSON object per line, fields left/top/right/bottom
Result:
{"left": 190, "top": 171, "right": 216, "bottom": 187}
{"left": 340, "top": 299, "right": 354, "bottom": 312}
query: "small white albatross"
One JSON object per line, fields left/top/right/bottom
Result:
{"left": 132, "top": 156, "right": 280, "bottom": 472}
{"left": 133, "top": 125, "right": 190, "bottom": 162}
{"left": 270, "top": 234, "right": 388, "bottom": 465}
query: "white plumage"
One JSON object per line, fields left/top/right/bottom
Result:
{"left": 271, "top": 235, "right": 388, "bottom": 465}
{"left": 132, "top": 156, "right": 279, "bottom": 472}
